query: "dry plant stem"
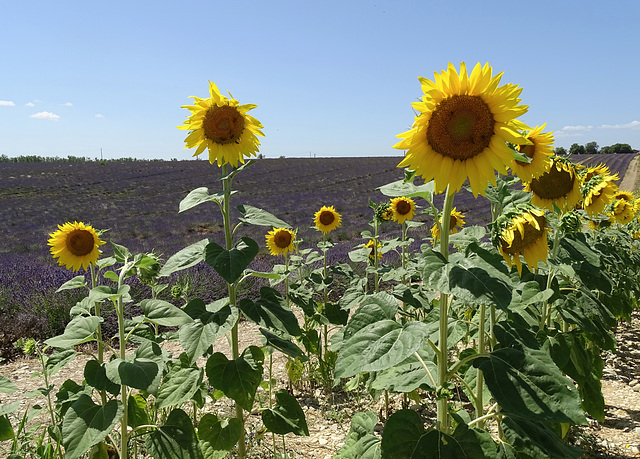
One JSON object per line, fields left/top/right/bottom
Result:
{"left": 437, "top": 186, "right": 455, "bottom": 433}
{"left": 221, "top": 164, "right": 247, "bottom": 459}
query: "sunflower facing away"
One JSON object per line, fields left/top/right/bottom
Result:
{"left": 265, "top": 228, "right": 296, "bottom": 256}
{"left": 581, "top": 173, "right": 619, "bottom": 217}
{"left": 178, "top": 80, "right": 264, "bottom": 167}
{"left": 365, "top": 239, "right": 383, "bottom": 262}
{"left": 390, "top": 196, "right": 417, "bottom": 223}
{"left": 510, "top": 124, "right": 554, "bottom": 182}
{"left": 609, "top": 198, "right": 636, "bottom": 224}
{"left": 431, "top": 208, "right": 466, "bottom": 242}
{"left": 524, "top": 157, "right": 582, "bottom": 211}
{"left": 314, "top": 206, "right": 342, "bottom": 234}
{"left": 394, "top": 62, "right": 531, "bottom": 197}
{"left": 493, "top": 204, "right": 549, "bottom": 276}
{"left": 48, "top": 221, "right": 106, "bottom": 272}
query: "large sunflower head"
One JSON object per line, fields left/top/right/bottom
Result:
{"left": 265, "top": 227, "right": 296, "bottom": 256}
{"left": 48, "top": 221, "right": 106, "bottom": 272}
{"left": 394, "top": 62, "right": 531, "bottom": 197}
{"left": 492, "top": 204, "right": 549, "bottom": 276}
{"left": 431, "top": 207, "right": 466, "bottom": 243}
{"left": 524, "top": 156, "right": 582, "bottom": 212}
{"left": 178, "top": 80, "right": 264, "bottom": 167}
{"left": 510, "top": 124, "right": 554, "bottom": 182}
{"left": 390, "top": 196, "right": 416, "bottom": 224}
{"left": 581, "top": 173, "right": 619, "bottom": 217}
{"left": 612, "top": 190, "right": 635, "bottom": 203}
{"left": 580, "top": 163, "right": 611, "bottom": 183}
{"left": 314, "top": 206, "right": 342, "bottom": 234}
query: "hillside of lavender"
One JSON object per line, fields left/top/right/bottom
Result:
{"left": 0, "top": 154, "right": 636, "bottom": 359}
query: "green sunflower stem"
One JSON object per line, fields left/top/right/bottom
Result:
{"left": 221, "top": 163, "right": 247, "bottom": 459}
{"left": 322, "top": 236, "right": 329, "bottom": 362}
{"left": 475, "top": 303, "right": 486, "bottom": 428}
{"left": 437, "top": 186, "right": 456, "bottom": 433}
{"left": 374, "top": 219, "right": 380, "bottom": 294}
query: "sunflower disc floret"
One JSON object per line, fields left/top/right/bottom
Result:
{"left": 178, "top": 80, "right": 264, "bottom": 167}
{"left": 48, "top": 221, "right": 106, "bottom": 272}
{"left": 394, "top": 62, "right": 531, "bottom": 197}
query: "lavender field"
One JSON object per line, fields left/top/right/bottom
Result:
{"left": 0, "top": 154, "right": 636, "bottom": 358}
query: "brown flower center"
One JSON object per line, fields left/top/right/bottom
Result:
{"left": 501, "top": 214, "right": 546, "bottom": 255}
{"left": 274, "top": 230, "right": 292, "bottom": 249}
{"left": 202, "top": 105, "right": 245, "bottom": 145}
{"left": 319, "top": 211, "right": 335, "bottom": 226}
{"left": 528, "top": 165, "right": 575, "bottom": 200}
{"left": 395, "top": 200, "right": 412, "bottom": 216}
{"left": 427, "top": 95, "right": 496, "bottom": 160}
{"left": 515, "top": 143, "right": 536, "bottom": 166}
{"left": 449, "top": 214, "right": 459, "bottom": 228}
{"left": 66, "top": 229, "right": 95, "bottom": 257}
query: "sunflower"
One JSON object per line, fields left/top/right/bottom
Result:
{"left": 609, "top": 198, "right": 636, "bottom": 224}
{"left": 390, "top": 196, "right": 416, "bottom": 223}
{"left": 612, "top": 190, "right": 635, "bottom": 202}
{"left": 178, "top": 80, "right": 264, "bottom": 167}
{"left": 431, "top": 208, "right": 466, "bottom": 242}
{"left": 314, "top": 206, "right": 342, "bottom": 234}
{"left": 265, "top": 228, "right": 295, "bottom": 256}
{"left": 493, "top": 205, "right": 549, "bottom": 275}
{"left": 394, "top": 62, "right": 530, "bottom": 197}
{"left": 581, "top": 173, "right": 619, "bottom": 217}
{"left": 581, "top": 163, "right": 611, "bottom": 183}
{"left": 48, "top": 221, "right": 106, "bottom": 272}
{"left": 365, "top": 239, "right": 382, "bottom": 261}
{"left": 510, "top": 124, "right": 554, "bottom": 182}
{"left": 524, "top": 157, "right": 582, "bottom": 211}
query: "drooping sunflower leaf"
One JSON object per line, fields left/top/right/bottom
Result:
{"left": 179, "top": 187, "right": 230, "bottom": 213}
{"left": 501, "top": 415, "right": 583, "bottom": 459}
{"left": 205, "top": 237, "right": 259, "bottom": 284}
{"left": 238, "top": 286, "right": 300, "bottom": 336}
{"left": 61, "top": 394, "right": 123, "bottom": 459}
{"left": 259, "top": 328, "right": 306, "bottom": 360}
{"left": 145, "top": 408, "right": 203, "bottom": 459}
{"left": 237, "top": 204, "right": 291, "bottom": 228}
{"left": 205, "top": 346, "right": 264, "bottom": 411}
{"left": 198, "top": 413, "right": 242, "bottom": 458}
{"left": 334, "top": 411, "right": 381, "bottom": 459}
{"left": 44, "top": 316, "right": 102, "bottom": 349}
{"left": 140, "top": 299, "right": 193, "bottom": 327}
{"left": 261, "top": 389, "right": 309, "bottom": 436}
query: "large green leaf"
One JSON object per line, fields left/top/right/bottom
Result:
{"left": 341, "top": 292, "right": 398, "bottom": 342}
{"left": 140, "top": 299, "right": 193, "bottom": 327}
{"left": 128, "top": 394, "right": 150, "bottom": 429}
{"left": 237, "top": 204, "right": 291, "bottom": 228}
{"left": 556, "top": 288, "right": 616, "bottom": 350}
{"left": 44, "top": 316, "right": 102, "bottom": 348}
{"left": 206, "top": 346, "right": 264, "bottom": 411}
{"left": 45, "top": 349, "right": 76, "bottom": 376}
{"left": 238, "top": 287, "right": 300, "bottom": 336}
{"left": 198, "top": 413, "right": 242, "bottom": 459}
{"left": 259, "top": 328, "right": 306, "bottom": 360}
{"left": 156, "top": 361, "right": 204, "bottom": 410}
{"left": 178, "top": 298, "right": 238, "bottom": 363}
{"left": 334, "top": 411, "right": 381, "bottom": 459}
{"left": 0, "top": 375, "right": 17, "bottom": 394}
{"left": 159, "top": 239, "right": 209, "bottom": 277}
{"left": 179, "top": 187, "right": 228, "bottom": 213}
{"left": 0, "top": 415, "right": 13, "bottom": 441}
{"left": 473, "top": 323, "right": 586, "bottom": 425}
{"left": 378, "top": 178, "right": 434, "bottom": 202}
{"left": 501, "top": 416, "right": 583, "bottom": 459}
{"left": 261, "top": 389, "right": 309, "bottom": 436}
{"left": 61, "top": 394, "right": 123, "bottom": 459}
{"left": 370, "top": 344, "right": 436, "bottom": 392}
{"left": 205, "top": 237, "right": 258, "bottom": 284}
{"left": 56, "top": 275, "right": 87, "bottom": 292}
{"left": 105, "top": 358, "right": 162, "bottom": 395}
{"left": 84, "top": 360, "right": 120, "bottom": 395}
{"left": 146, "top": 408, "right": 203, "bottom": 459}
{"left": 381, "top": 409, "right": 496, "bottom": 458}
{"left": 335, "top": 320, "right": 429, "bottom": 380}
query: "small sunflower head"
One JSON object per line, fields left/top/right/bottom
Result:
{"left": 314, "top": 206, "right": 342, "bottom": 234}
{"left": 524, "top": 156, "right": 583, "bottom": 212}
{"left": 372, "top": 202, "right": 393, "bottom": 223}
{"left": 135, "top": 251, "right": 163, "bottom": 284}
{"left": 390, "top": 197, "right": 417, "bottom": 224}
{"left": 492, "top": 204, "right": 549, "bottom": 276}
{"left": 48, "top": 221, "right": 106, "bottom": 272}
{"left": 581, "top": 173, "right": 619, "bottom": 217}
{"left": 560, "top": 210, "right": 583, "bottom": 235}
{"left": 609, "top": 198, "right": 636, "bottom": 224}
{"left": 431, "top": 208, "right": 466, "bottom": 243}
{"left": 265, "top": 227, "right": 296, "bottom": 256}
{"left": 365, "top": 239, "right": 383, "bottom": 263}
{"left": 511, "top": 124, "right": 554, "bottom": 182}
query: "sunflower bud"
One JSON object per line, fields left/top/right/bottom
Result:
{"left": 560, "top": 210, "right": 582, "bottom": 235}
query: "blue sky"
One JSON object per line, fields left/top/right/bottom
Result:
{"left": 1, "top": 0, "right": 639, "bottom": 160}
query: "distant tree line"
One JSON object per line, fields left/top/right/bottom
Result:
{"left": 553, "top": 142, "right": 636, "bottom": 156}
{"left": 0, "top": 155, "right": 167, "bottom": 163}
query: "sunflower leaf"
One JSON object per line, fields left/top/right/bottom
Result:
{"left": 205, "top": 237, "right": 259, "bottom": 284}
{"left": 145, "top": 408, "right": 203, "bottom": 459}
{"left": 56, "top": 275, "right": 87, "bottom": 292}
{"left": 238, "top": 287, "right": 301, "bottom": 336}
{"left": 159, "top": 239, "right": 208, "bottom": 277}
{"left": 261, "top": 389, "right": 309, "bottom": 436}
{"left": 179, "top": 187, "right": 231, "bottom": 213}
{"left": 378, "top": 178, "right": 435, "bottom": 203}
{"left": 237, "top": 205, "right": 291, "bottom": 228}
{"left": 198, "top": 413, "right": 242, "bottom": 457}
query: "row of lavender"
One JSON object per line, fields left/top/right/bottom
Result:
{"left": 0, "top": 154, "right": 636, "bottom": 359}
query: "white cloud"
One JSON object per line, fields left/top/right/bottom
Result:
{"left": 95, "top": 113, "right": 104, "bottom": 118}
{"left": 0, "top": 100, "right": 15, "bottom": 106}
{"left": 560, "top": 125, "right": 594, "bottom": 131}
{"left": 62, "top": 102, "right": 73, "bottom": 107}
{"left": 30, "top": 111, "right": 60, "bottom": 121}
{"left": 25, "top": 102, "right": 35, "bottom": 107}
{"left": 601, "top": 120, "right": 640, "bottom": 130}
